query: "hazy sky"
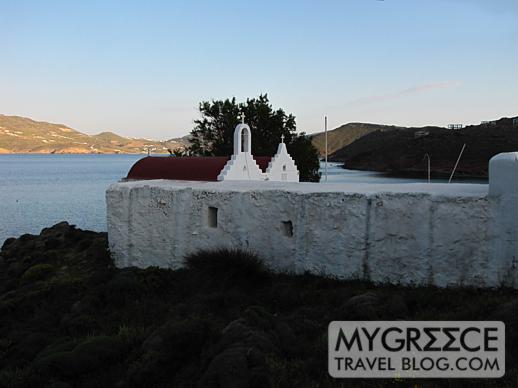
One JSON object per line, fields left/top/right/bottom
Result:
{"left": 1, "top": 0, "right": 517, "bottom": 138}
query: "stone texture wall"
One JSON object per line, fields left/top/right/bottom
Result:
{"left": 108, "top": 181, "right": 507, "bottom": 287}
{"left": 106, "top": 152, "right": 518, "bottom": 288}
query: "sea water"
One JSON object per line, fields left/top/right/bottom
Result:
{"left": 0, "top": 154, "right": 142, "bottom": 242}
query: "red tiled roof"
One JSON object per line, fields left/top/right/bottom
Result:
{"left": 127, "top": 156, "right": 272, "bottom": 182}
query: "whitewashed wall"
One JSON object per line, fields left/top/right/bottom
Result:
{"left": 106, "top": 153, "right": 518, "bottom": 288}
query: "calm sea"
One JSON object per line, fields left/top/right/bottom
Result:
{"left": 0, "top": 155, "right": 486, "bottom": 243}
{"left": 0, "top": 154, "right": 142, "bottom": 243}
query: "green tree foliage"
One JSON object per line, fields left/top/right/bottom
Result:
{"left": 188, "top": 94, "right": 320, "bottom": 182}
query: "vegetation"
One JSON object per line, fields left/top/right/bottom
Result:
{"left": 1, "top": 222, "right": 518, "bottom": 387}
{"left": 330, "top": 116, "right": 518, "bottom": 178}
{"left": 188, "top": 94, "right": 321, "bottom": 182}
{"left": 310, "top": 122, "right": 397, "bottom": 157}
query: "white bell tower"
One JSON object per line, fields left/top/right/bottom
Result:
{"left": 217, "top": 113, "right": 266, "bottom": 181}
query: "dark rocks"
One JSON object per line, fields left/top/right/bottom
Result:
{"left": 1, "top": 237, "right": 16, "bottom": 249}
{"left": 0, "top": 222, "right": 113, "bottom": 290}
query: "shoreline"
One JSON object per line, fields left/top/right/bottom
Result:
{"left": 331, "top": 162, "right": 489, "bottom": 182}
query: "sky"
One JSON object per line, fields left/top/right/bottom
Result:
{"left": 1, "top": 0, "right": 517, "bottom": 139}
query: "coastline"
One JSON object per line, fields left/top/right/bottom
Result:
{"left": 337, "top": 163, "right": 490, "bottom": 182}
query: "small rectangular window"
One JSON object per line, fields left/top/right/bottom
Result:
{"left": 281, "top": 220, "right": 293, "bottom": 237}
{"left": 208, "top": 207, "right": 218, "bottom": 228}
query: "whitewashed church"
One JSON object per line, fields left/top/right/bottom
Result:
{"left": 108, "top": 116, "right": 518, "bottom": 290}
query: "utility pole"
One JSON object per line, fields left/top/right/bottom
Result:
{"left": 423, "top": 153, "right": 431, "bottom": 183}
{"left": 324, "top": 116, "right": 328, "bottom": 182}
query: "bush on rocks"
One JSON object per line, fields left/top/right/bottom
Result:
{"left": 1, "top": 222, "right": 518, "bottom": 387}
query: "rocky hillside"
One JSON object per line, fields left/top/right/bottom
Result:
{"left": 310, "top": 123, "right": 397, "bottom": 157}
{"left": 1, "top": 223, "right": 518, "bottom": 387}
{"left": 0, "top": 114, "right": 187, "bottom": 154}
{"left": 331, "top": 116, "right": 518, "bottom": 178}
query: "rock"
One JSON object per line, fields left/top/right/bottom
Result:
{"left": 0, "top": 222, "right": 113, "bottom": 293}
{"left": 1, "top": 238, "right": 16, "bottom": 249}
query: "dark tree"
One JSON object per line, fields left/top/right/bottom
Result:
{"left": 188, "top": 94, "right": 320, "bottom": 182}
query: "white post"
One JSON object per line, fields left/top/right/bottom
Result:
{"left": 424, "top": 153, "right": 430, "bottom": 183}
{"left": 325, "top": 116, "right": 328, "bottom": 182}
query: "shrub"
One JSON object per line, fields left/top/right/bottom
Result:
{"left": 184, "top": 248, "right": 270, "bottom": 290}
{"left": 34, "top": 336, "right": 126, "bottom": 378}
{"left": 20, "top": 264, "right": 54, "bottom": 284}
{"left": 117, "top": 325, "right": 147, "bottom": 348}
{"left": 0, "top": 366, "right": 43, "bottom": 388}
{"left": 128, "top": 315, "right": 220, "bottom": 386}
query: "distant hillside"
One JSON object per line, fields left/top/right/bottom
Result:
{"left": 168, "top": 134, "right": 192, "bottom": 146}
{"left": 331, "top": 116, "right": 518, "bottom": 178}
{"left": 310, "top": 123, "right": 397, "bottom": 156}
{"left": 0, "top": 114, "right": 187, "bottom": 154}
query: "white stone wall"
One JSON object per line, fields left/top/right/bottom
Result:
{"left": 107, "top": 181, "right": 502, "bottom": 288}
{"left": 489, "top": 152, "right": 518, "bottom": 288}
{"left": 106, "top": 153, "right": 518, "bottom": 288}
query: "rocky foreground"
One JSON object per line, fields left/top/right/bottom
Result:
{"left": 1, "top": 223, "right": 518, "bottom": 387}
{"left": 331, "top": 117, "right": 518, "bottom": 179}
